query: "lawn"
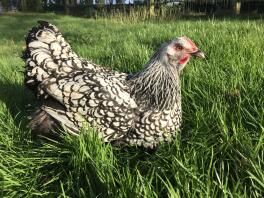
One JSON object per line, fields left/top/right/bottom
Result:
{"left": 0, "top": 13, "right": 263, "bottom": 197}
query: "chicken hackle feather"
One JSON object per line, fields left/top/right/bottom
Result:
{"left": 23, "top": 21, "right": 204, "bottom": 148}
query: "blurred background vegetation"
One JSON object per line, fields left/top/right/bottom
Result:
{"left": 0, "top": 0, "right": 263, "bottom": 19}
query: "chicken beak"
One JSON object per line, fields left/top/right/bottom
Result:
{"left": 191, "top": 50, "right": 205, "bottom": 59}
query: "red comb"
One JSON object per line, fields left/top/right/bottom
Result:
{"left": 182, "top": 36, "right": 197, "bottom": 51}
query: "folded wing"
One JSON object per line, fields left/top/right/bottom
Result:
{"left": 41, "top": 69, "right": 138, "bottom": 141}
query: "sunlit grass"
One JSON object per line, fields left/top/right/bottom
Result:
{"left": 0, "top": 13, "right": 263, "bottom": 197}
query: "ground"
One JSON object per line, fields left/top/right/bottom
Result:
{"left": 0, "top": 13, "right": 263, "bottom": 197}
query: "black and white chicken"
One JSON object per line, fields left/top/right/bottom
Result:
{"left": 23, "top": 21, "right": 205, "bottom": 148}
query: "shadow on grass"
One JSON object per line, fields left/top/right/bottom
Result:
{"left": 0, "top": 79, "right": 34, "bottom": 129}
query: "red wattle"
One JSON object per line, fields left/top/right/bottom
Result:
{"left": 178, "top": 54, "right": 190, "bottom": 65}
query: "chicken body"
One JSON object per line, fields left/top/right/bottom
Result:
{"left": 23, "top": 21, "right": 203, "bottom": 147}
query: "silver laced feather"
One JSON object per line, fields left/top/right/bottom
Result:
{"left": 128, "top": 44, "right": 181, "bottom": 111}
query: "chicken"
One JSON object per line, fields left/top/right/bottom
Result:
{"left": 23, "top": 21, "right": 205, "bottom": 148}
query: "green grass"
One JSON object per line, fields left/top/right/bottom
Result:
{"left": 0, "top": 13, "right": 264, "bottom": 197}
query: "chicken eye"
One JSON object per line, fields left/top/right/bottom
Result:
{"left": 175, "top": 45, "right": 183, "bottom": 51}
